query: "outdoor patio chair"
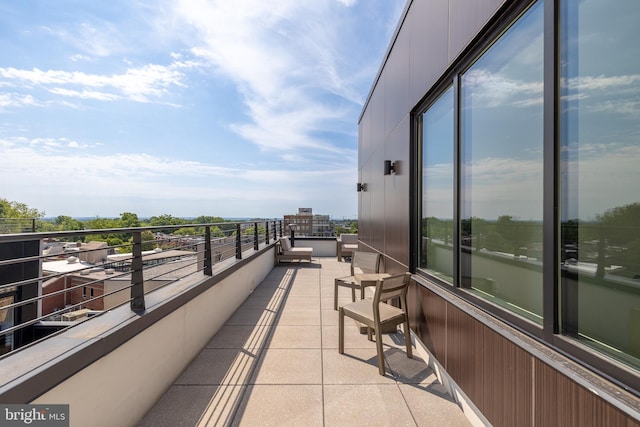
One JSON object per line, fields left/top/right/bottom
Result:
{"left": 334, "top": 251, "right": 382, "bottom": 310}
{"left": 338, "top": 272, "right": 413, "bottom": 376}
{"left": 274, "top": 236, "right": 313, "bottom": 265}
{"left": 336, "top": 233, "right": 358, "bottom": 261}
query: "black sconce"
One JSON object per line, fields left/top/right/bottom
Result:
{"left": 384, "top": 160, "right": 396, "bottom": 175}
{"left": 357, "top": 183, "right": 367, "bottom": 192}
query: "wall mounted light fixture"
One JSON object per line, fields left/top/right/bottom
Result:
{"left": 384, "top": 160, "right": 396, "bottom": 175}
{"left": 356, "top": 183, "right": 367, "bottom": 192}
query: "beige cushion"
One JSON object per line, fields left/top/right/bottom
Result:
{"left": 340, "top": 234, "right": 358, "bottom": 244}
{"left": 284, "top": 247, "right": 313, "bottom": 256}
{"left": 280, "top": 237, "right": 291, "bottom": 251}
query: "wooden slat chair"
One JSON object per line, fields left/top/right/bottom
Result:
{"left": 333, "top": 251, "right": 382, "bottom": 310}
{"left": 338, "top": 272, "right": 413, "bottom": 376}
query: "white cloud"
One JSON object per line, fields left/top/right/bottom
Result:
{"left": 171, "top": 0, "right": 375, "bottom": 154}
{"left": 0, "top": 93, "right": 41, "bottom": 108}
{"left": 0, "top": 59, "right": 202, "bottom": 104}
{"left": 0, "top": 136, "right": 356, "bottom": 217}
{"left": 463, "top": 68, "right": 543, "bottom": 108}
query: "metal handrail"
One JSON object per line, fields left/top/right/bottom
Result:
{"left": 0, "top": 219, "right": 284, "bottom": 357}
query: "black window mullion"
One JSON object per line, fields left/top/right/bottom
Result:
{"left": 453, "top": 75, "right": 462, "bottom": 289}
{"left": 542, "top": 0, "right": 559, "bottom": 340}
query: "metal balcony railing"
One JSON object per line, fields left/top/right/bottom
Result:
{"left": 0, "top": 219, "right": 285, "bottom": 358}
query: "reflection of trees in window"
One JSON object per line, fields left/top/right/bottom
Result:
{"left": 461, "top": 216, "right": 543, "bottom": 258}
{"left": 564, "top": 202, "right": 640, "bottom": 279}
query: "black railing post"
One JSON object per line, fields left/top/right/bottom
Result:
{"left": 254, "top": 222, "right": 259, "bottom": 250}
{"left": 265, "top": 221, "right": 270, "bottom": 244}
{"left": 236, "top": 224, "right": 242, "bottom": 259}
{"left": 289, "top": 224, "right": 296, "bottom": 247}
{"left": 130, "top": 231, "right": 146, "bottom": 312}
{"left": 204, "top": 226, "right": 213, "bottom": 276}
{"left": 279, "top": 221, "right": 283, "bottom": 238}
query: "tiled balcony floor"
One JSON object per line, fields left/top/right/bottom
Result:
{"left": 139, "top": 257, "right": 471, "bottom": 427}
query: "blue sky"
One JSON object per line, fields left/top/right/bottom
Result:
{"left": 0, "top": 0, "right": 405, "bottom": 219}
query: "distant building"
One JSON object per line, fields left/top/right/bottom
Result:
{"left": 284, "top": 208, "right": 333, "bottom": 237}
{"left": 284, "top": 208, "right": 313, "bottom": 237}
{"left": 41, "top": 248, "right": 198, "bottom": 315}
{"left": 312, "top": 214, "right": 331, "bottom": 237}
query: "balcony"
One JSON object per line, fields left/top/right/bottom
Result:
{"left": 139, "top": 257, "right": 471, "bottom": 426}
{"left": 0, "top": 224, "right": 472, "bottom": 426}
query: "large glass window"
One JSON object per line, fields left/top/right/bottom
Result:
{"left": 560, "top": 0, "right": 640, "bottom": 370}
{"left": 460, "top": 1, "right": 544, "bottom": 323}
{"left": 420, "top": 87, "right": 454, "bottom": 282}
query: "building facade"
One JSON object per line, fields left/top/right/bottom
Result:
{"left": 358, "top": 0, "right": 640, "bottom": 424}
{"left": 284, "top": 208, "right": 333, "bottom": 237}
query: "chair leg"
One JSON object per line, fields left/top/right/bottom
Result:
{"left": 338, "top": 307, "right": 345, "bottom": 354}
{"left": 374, "top": 325, "right": 385, "bottom": 376}
{"left": 403, "top": 320, "right": 413, "bottom": 358}
{"left": 334, "top": 280, "right": 339, "bottom": 311}
{"left": 351, "top": 287, "right": 356, "bottom": 302}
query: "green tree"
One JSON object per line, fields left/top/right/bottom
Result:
{"left": 119, "top": 212, "right": 140, "bottom": 228}
{"left": 0, "top": 198, "right": 44, "bottom": 233}
{"left": 595, "top": 202, "right": 640, "bottom": 277}
{"left": 55, "top": 215, "right": 85, "bottom": 231}
{"left": 145, "top": 214, "right": 188, "bottom": 227}
{"left": 0, "top": 198, "right": 44, "bottom": 218}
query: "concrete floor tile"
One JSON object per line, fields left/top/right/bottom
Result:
{"left": 322, "top": 324, "right": 379, "bottom": 350}
{"left": 399, "top": 384, "right": 472, "bottom": 426}
{"left": 265, "top": 325, "right": 321, "bottom": 349}
{"left": 138, "top": 385, "right": 222, "bottom": 427}
{"left": 205, "top": 325, "right": 265, "bottom": 349}
{"left": 323, "top": 349, "right": 397, "bottom": 385}
{"left": 276, "top": 306, "right": 321, "bottom": 326}
{"left": 279, "top": 296, "right": 319, "bottom": 311}
{"left": 386, "top": 350, "right": 433, "bottom": 385}
{"left": 226, "top": 308, "right": 276, "bottom": 326}
{"left": 251, "top": 348, "right": 322, "bottom": 384}
{"left": 286, "top": 285, "right": 320, "bottom": 297}
{"left": 232, "top": 385, "right": 323, "bottom": 427}
{"left": 323, "top": 384, "right": 416, "bottom": 427}
{"left": 175, "top": 348, "right": 260, "bottom": 386}
{"left": 238, "top": 296, "right": 281, "bottom": 311}
{"left": 321, "top": 308, "right": 339, "bottom": 326}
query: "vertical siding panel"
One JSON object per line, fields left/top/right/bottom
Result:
{"left": 534, "top": 358, "right": 640, "bottom": 427}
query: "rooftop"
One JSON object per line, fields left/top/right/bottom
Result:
{"left": 139, "top": 257, "right": 471, "bottom": 426}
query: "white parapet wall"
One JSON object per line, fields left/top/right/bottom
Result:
{"left": 31, "top": 248, "right": 275, "bottom": 427}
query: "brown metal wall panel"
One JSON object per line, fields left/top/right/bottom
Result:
{"left": 383, "top": 116, "right": 411, "bottom": 267}
{"left": 364, "top": 77, "right": 387, "bottom": 254}
{"left": 408, "top": 0, "right": 451, "bottom": 107}
{"left": 534, "top": 359, "right": 640, "bottom": 427}
{"left": 412, "top": 284, "right": 447, "bottom": 363}
{"left": 448, "top": 0, "right": 506, "bottom": 62}
{"left": 384, "top": 23, "right": 410, "bottom": 138}
{"left": 482, "top": 327, "right": 533, "bottom": 426}
{"left": 359, "top": 108, "right": 371, "bottom": 169}
{"left": 447, "top": 305, "right": 485, "bottom": 407}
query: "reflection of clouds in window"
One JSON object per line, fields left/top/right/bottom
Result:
{"left": 563, "top": 74, "right": 640, "bottom": 115}
{"left": 462, "top": 157, "right": 543, "bottom": 220}
{"left": 462, "top": 68, "right": 543, "bottom": 108}
{"left": 563, "top": 144, "right": 640, "bottom": 220}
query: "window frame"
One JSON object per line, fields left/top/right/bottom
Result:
{"left": 411, "top": 0, "right": 640, "bottom": 395}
